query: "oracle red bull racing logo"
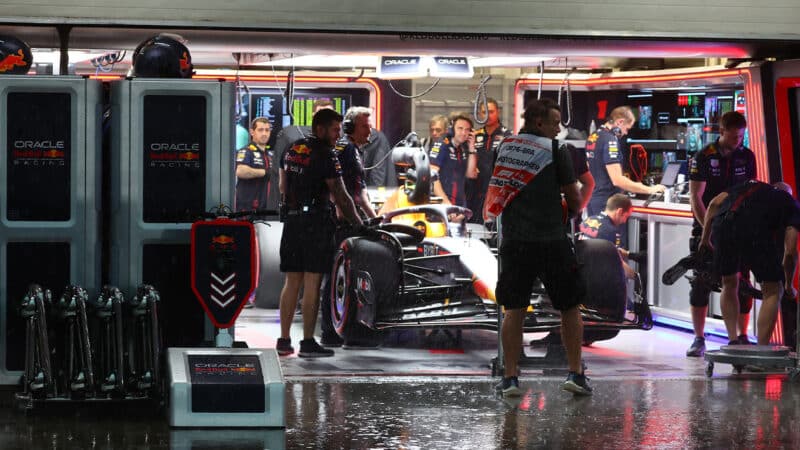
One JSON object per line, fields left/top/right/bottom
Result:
{"left": 12, "top": 140, "right": 67, "bottom": 166}
{"left": 148, "top": 142, "right": 201, "bottom": 168}
{"left": 0, "top": 49, "right": 28, "bottom": 73}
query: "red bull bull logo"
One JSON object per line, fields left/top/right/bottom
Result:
{"left": 293, "top": 144, "right": 312, "bottom": 155}
{"left": 211, "top": 235, "right": 235, "bottom": 245}
{"left": 178, "top": 151, "right": 200, "bottom": 161}
{"left": 179, "top": 51, "right": 190, "bottom": 71}
{"left": 0, "top": 49, "right": 28, "bottom": 73}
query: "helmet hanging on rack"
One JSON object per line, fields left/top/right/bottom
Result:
{"left": 132, "top": 34, "right": 193, "bottom": 78}
{"left": 0, "top": 35, "right": 33, "bottom": 75}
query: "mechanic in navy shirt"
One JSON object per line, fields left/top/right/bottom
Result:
{"left": 276, "top": 108, "right": 362, "bottom": 358}
{"left": 235, "top": 117, "right": 271, "bottom": 211}
{"left": 685, "top": 110, "right": 757, "bottom": 357}
{"left": 430, "top": 113, "right": 474, "bottom": 215}
{"left": 586, "top": 106, "right": 664, "bottom": 216}
{"left": 700, "top": 180, "right": 800, "bottom": 346}
{"left": 335, "top": 106, "right": 377, "bottom": 220}
{"left": 579, "top": 193, "right": 638, "bottom": 279}
{"left": 319, "top": 107, "right": 377, "bottom": 348}
{"left": 466, "top": 98, "right": 511, "bottom": 224}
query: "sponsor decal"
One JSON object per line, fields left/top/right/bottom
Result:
{"left": 11, "top": 139, "right": 67, "bottom": 166}
{"left": 147, "top": 142, "right": 201, "bottom": 168}
{"left": 0, "top": 49, "right": 27, "bottom": 73}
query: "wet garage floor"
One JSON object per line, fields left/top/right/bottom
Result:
{"left": 1, "top": 308, "right": 799, "bottom": 449}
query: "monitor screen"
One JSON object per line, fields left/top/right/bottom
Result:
{"left": 637, "top": 105, "right": 652, "bottom": 130}
{"left": 660, "top": 162, "right": 682, "bottom": 187}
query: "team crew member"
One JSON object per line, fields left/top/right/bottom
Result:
{"left": 319, "top": 107, "right": 378, "bottom": 348}
{"left": 430, "top": 113, "right": 474, "bottom": 213}
{"left": 270, "top": 100, "right": 335, "bottom": 208}
{"left": 276, "top": 109, "right": 362, "bottom": 358}
{"left": 700, "top": 181, "right": 800, "bottom": 346}
{"left": 485, "top": 98, "right": 591, "bottom": 397}
{"left": 579, "top": 193, "right": 640, "bottom": 279}
{"left": 685, "top": 111, "right": 756, "bottom": 357}
{"left": 335, "top": 107, "right": 378, "bottom": 220}
{"left": 235, "top": 117, "right": 271, "bottom": 211}
{"left": 466, "top": 98, "right": 511, "bottom": 223}
{"left": 567, "top": 142, "right": 595, "bottom": 216}
{"left": 586, "top": 106, "right": 664, "bottom": 216}
{"left": 421, "top": 114, "right": 449, "bottom": 154}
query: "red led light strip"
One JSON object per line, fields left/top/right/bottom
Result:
{"left": 631, "top": 207, "right": 694, "bottom": 219}
{"left": 774, "top": 77, "right": 800, "bottom": 191}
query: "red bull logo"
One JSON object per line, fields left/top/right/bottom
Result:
{"left": 211, "top": 235, "right": 235, "bottom": 245}
{"left": 0, "top": 49, "right": 27, "bottom": 73}
{"left": 179, "top": 51, "right": 190, "bottom": 71}
{"left": 293, "top": 144, "right": 311, "bottom": 155}
{"left": 42, "top": 149, "right": 65, "bottom": 158}
{"left": 179, "top": 151, "right": 200, "bottom": 161}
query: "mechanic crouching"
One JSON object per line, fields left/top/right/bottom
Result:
{"left": 276, "top": 109, "right": 363, "bottom": 358}
{"left": 579, "top": 193, "right": 644, "bottom": 279}
{"left": 700, "top": 180, "right": 800, "bottom": 346}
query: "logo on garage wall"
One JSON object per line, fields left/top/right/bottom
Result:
{"left": 147, "top": 141, "right": 202, "bottom": 168}
{"left": 11, "top": 140, "right": 67, "bottom": 166}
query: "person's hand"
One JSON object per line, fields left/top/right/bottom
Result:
{"left": 649, "top": 184, "right": 666, "bottom": 194}
{"left": 467, "top": 130, "right": 476, "bottom": 150}
{"left": 784, "top": 284, "right": 797, "bottom": 301}
{"left": 448, "top": 213, "right": 465, "bottom": 223}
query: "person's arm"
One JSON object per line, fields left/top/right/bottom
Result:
{"left": 466, "top": 152, "right": 478, "bottom": 179}
{"left": 783, "top": 226, "right": 798, "bottom": 296}
{"left": 562, "top": 182, "right": 582, "bottom": 216}
{"left": 689, "top": 180, "right": 707, "bottom": 224}
{"left": 358, "top": 188, "right": 377, "bottom": 218}
{"left": 326, "top": 177, "right": 361, "bottom": 225}
{"left": 236, "top": 164, "right": 266, "bottom": 180}
{"left": 577, "top": 171, "right": 595, "bottom": 212}
{"left": 278, "top": 168, "right": 287, "bottom": 196}
{"left": 606, "top": 163, "right": 665, "bottom": 195}
{"left": 699, "top": 191, "right": 728, "bottom": 248}
{"left": 429, "top": 164, "right": 452, "bottom": 205}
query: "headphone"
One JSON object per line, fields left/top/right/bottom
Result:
{"left": 342, "top": 118, "right": 355, "bottom": 135}
{"left": 611, "top": 126, "right": 622, "bottom": 137}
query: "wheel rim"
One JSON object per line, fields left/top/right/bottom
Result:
{"left": 332, "top": 253, "right": 349, "bottom": 329}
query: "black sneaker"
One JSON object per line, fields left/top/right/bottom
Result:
{"left": 562, "top": 371, "right": 593, "bottom": 396}
{"left": 686, "top": 337, "right": 706, "bottom": 357}
{"left": 738, "top": 334, "right": 753, "bottom": 345}
{"left": 320, "top": 332, "right": 344, "bottom": 348}
{"left": 494, "top": 376, "right": 522, "bottom": 397}
{"left": 298, "top": 338, "right": 335, "bottom": 358}
{"left": 276, "top": 337, "right": 294, "bottom": 356}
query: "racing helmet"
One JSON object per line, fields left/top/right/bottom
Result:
{"left": 0, "top": 35, "right": 33, "bottom": 75}
{"left": 132, "top": 34, "right": 193, "bottom": 78}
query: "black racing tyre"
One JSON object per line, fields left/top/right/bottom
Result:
{"left": 330, "top": 246, "right": 383, "bottom": 346}
{"left": 577, "top": 239, "right": 627, "bottom": 322}
{"left": 254, "top": 221, "right": 283, "bottom": 309}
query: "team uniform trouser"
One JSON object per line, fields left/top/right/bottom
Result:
{"left": 496, "top": 237, "right": 583, "bottom": 312}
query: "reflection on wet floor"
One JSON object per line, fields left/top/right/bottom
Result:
{"left": 1, "top": 308, "right": 799, "bottom": 449}
{"left": 3, "top": 376, "right": 799, "bottom": 449}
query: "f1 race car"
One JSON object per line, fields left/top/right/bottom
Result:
{"left": 329, "top": 203, "right": 653, "bottom": 347}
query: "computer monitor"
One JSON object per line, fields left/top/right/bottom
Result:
{"left": 660, "top": 162, "right": 683, "bottom": 187}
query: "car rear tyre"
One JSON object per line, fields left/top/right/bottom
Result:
{"left": 330, "top": 247, "right": 383, "bottom": 347}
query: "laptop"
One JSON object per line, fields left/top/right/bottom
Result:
{"left": 659, "top": 161, "right": 683, "bottom": 188}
